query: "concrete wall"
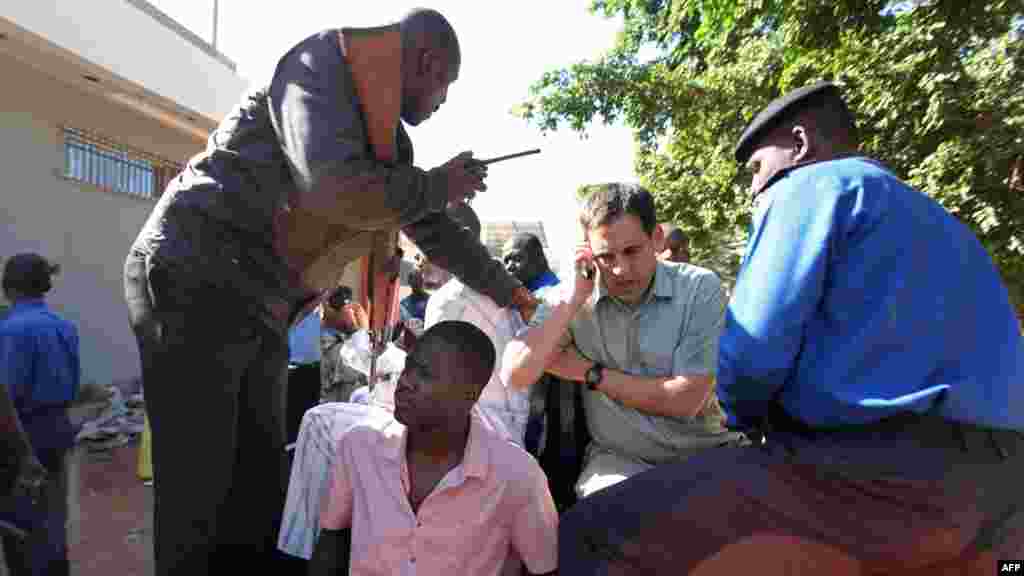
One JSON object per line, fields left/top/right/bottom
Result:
{"left": 1, "top": 0, "right": 246, "bottom": 122}
{"left": 0, "top": 53, "right": 203, "bottom": 388}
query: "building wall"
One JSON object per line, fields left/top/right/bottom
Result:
{"left": 0, "top": 53, "right": 205, "bottom": 388}
{"left": 1, "top": 0, "right": 246, "bottom": 122}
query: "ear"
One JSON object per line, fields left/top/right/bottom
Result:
{"left": 652, "top": 223, "right": 665, "bottom": 252}
{"left": 791, "top": 125, "right": 813, "bottom": 163}
{"left": 419, "top": 48, "right": 444, "bottom": 80}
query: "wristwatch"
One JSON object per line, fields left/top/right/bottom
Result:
{"left": 584, "top": 362, "right": 604, "bottom": 391}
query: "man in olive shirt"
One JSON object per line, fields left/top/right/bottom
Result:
{"left": 504, "top": 184, "right": 745, "bottom": 499}
{"left": 123, "top": 9, "right": 536, "bottom": 576}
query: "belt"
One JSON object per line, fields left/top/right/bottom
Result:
{"left": 760, "top": 407, "right": 1023, "bottom": 461}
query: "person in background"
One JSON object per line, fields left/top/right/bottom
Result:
{"left": 502, "top": 233, "right": 560, "bottom": 295}
{"left": 0, "top": 254, "right": 80, "bottom": 576}
{"left": 399, "top": 270, "right": 430, "bottom": 326}
{"left": 319, "top": 286, "right": 368, "bottom": 404}
{"left": 425, "top": 202, "right": 532, "bottom": 445}
{"left": 660, "top": 227, "right": 690, "bottom": 264}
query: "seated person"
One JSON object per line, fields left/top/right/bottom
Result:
{"left": 500, "top": 233, "right": 586, "bottom": 510}
{"left": 320, "top": 286, "right": 370, "bottom": 403}
{"left": 503, "top": 184, "right": 746, "bottom": 498}
{"left": 312, "top": 320, "right": 558, "bottom": 576}
{"left": 425, "top": 202, "right": 536, "bottom": 445}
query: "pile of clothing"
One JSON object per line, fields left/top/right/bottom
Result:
{"left": 74, "top": 385, "right": 146, "bottom": 454}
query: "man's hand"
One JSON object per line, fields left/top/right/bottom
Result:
{"left": 13, "top": 452, "right": 46, "bottom": 502}
{"left": 571, "top": 244, "right": 597, "bottom": 308}
{"left": 439, "top": 151, "right": 487, "bottom": 204}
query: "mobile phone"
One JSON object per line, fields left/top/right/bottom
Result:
{"left": 577, "top": 261, "right": 595, "bottom": 280}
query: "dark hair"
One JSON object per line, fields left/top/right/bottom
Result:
{"left": 666, "top": 227, "right": 689, "bottom": 245}
{"left": 327, "top": 285, "right": 354, "bottom": 309}
{"left": 2, "top": 253, "right": 59, "bottom": 298}
{"left": 579, "top": 183, "right": 657, "bottom": 236}
{"left": 400, "top": 8, "right": 461, "bottom": 70}
{"left": 419, "top": 320, "right": 495, "bottom": 391}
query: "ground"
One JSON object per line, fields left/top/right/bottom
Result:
{"left": 69, "top": 444, "right": 153, "bottom": 576}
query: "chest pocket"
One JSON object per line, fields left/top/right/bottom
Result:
{"left": 632, "top": 301, "right": 683, "bottom": 377}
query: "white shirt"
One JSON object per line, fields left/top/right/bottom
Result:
{"left": 425, "top": 279, "right": 530, "bottom": 445}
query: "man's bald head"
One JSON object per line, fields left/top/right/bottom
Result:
{"left": 399, "top": 9, "right": 461, "bottom": 126}
{"left": 400, "top": 8, "right": 461, "bottom": 70}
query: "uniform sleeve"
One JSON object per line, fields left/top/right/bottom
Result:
{"left": 511, "top": 461, "right": 559, "bottom": 574}
{"left": 268, "top": 32, "right": 448, "bottom": 231}
{"left": 717, "top": 183, "right": 839, "bottom": 429}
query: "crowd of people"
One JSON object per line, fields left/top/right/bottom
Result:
{"left": 1, "top": 6, "right": 1021, "bottom": 576}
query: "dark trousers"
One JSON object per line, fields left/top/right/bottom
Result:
{"left": 286, "top": 363, "right": 321, "bottom": 444}
{"left": 124, "top": 254, "right": 304, "bottom": 576}
{"left": 1, "top": 447, "right": 68, "bottom": 576}
{"left": 559, "top": 413, "right": 1024, "bottom": 575}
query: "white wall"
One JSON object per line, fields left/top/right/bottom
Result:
{"left": 0, "top": 54, "right": 202, "bottom": 388}
{"left": 1, "top": 0, "right": 246, "bottom": 122}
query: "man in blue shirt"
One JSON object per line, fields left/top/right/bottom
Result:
{"left": 0, "top": 253, "right": 80, "bottom": 576}
{"left": 558, "top": 82, "right": 1024, "bottom": 573}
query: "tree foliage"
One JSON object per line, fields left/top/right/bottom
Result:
{"left": 520, "top": 0, "right": 1024, "bottom": 308}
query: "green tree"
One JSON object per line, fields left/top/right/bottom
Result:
{"left": 519, "top": 0, "right": 1024, "bottom": 308}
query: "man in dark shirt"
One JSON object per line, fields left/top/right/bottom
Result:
{"left": 0, "top": 254, "right": 79, "bottom": 576}
{"left": 122, "top": 9, "right": 538, "bottom": 576}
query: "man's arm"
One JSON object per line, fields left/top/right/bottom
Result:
{"left": 548, "top": 346, "right": 714, "bottom": 421}
{"left": 268, "top": 32, "right": 447, "bottom": 230}
{"left": 502, "top": 295, "right": 581, "bottom": 391}
{"left": 311, "top": 434, "right": 355, "bottom": 575}
{"left": 510, "top": 461, "right": 559, "bottom": 576}
{"left": 717, "top": 184, "right": 836, "bottom": 429}
{"left": 405, "top": 212, "right": 523, "bottom": 309}
{"left": 546, "top": 273, "right": 726, "bottom": 420}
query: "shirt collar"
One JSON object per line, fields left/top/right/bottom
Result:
{"left": 526, "top": 270, "right": 560, "bottom": 293}
{"left": 11, "top": 298, "right": 46, "bottom": 311}
{"left": 593, "top": 262, "right": 674, "bottom": 307}
{"left": 378, "top": 411, "right": 490, "bottom": 480}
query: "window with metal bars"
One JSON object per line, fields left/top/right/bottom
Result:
{"left": 62, "top": 127, "right": 181, "bottom": 200}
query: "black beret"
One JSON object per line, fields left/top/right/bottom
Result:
{"left": 734, "top": 81, "right": 841, "bottom": 164}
